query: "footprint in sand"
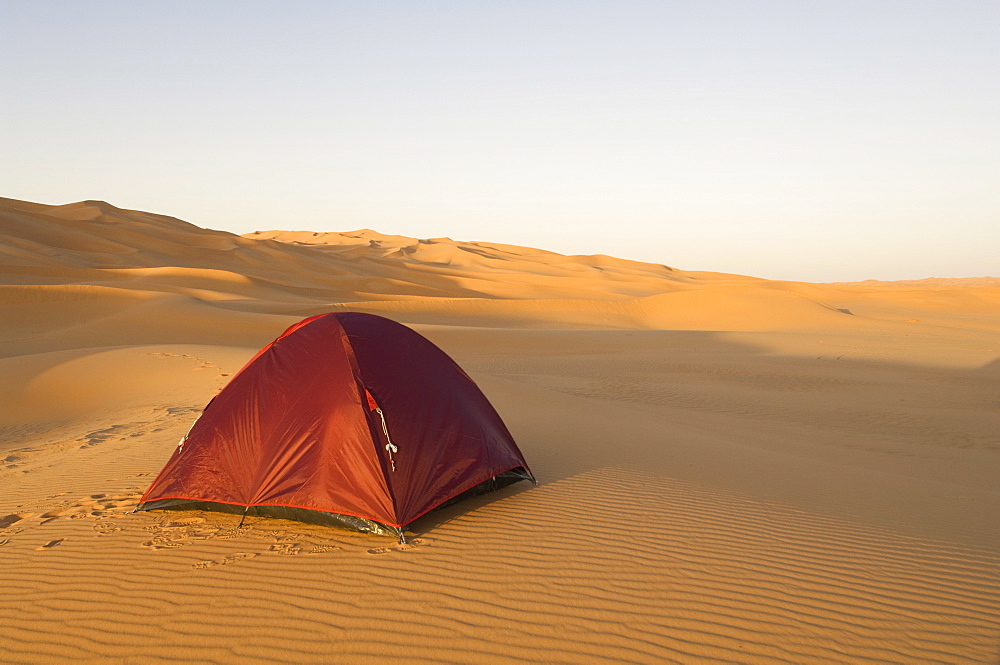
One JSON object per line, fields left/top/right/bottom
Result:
{"left": 215, "top": 528, "right": 248, "bottom": 540}
{"left": 366, "top": 538, "right": 427, "bottom": 555}
{"left": 157, "top": 517, "right": 206, "bottom": 530}
{"left": 264, "top": 530, "right": 296, "bottom": 541}
{"left": 263, "top": 530, "right": 343, "bottom": 555}
{"left": 140, "top": 516, "right": 210, "bottom": 549}
{"left": 192, "top": 552, "right": 259, "bottom": 569}
{"left": 395, "top": 538, "right": 427, "bottom": 552}
{"left": 308, "top": 544, "right": 341, "bottom": 554}
{"left": 138, "top": 516, "right": 346, "bottom": 557}
{"left": 40, "top": 505, "right": 78, "bottom": 520}
{"left": 36, "top": 539, "right": 64, "bottom": 550}
{"left": 164, "top": 406, "right": 200, "bottom": 416}
{"left": 41, "top": 493, "right": 140, "bottom": 522}
{"left": 142, "top": 534, "right": 189, "bottom": 550}
{"left": 0, "top": 514, "right": 27, "bottom": 529}
{"left": 93, "top": 521, "right": 123, "bottom": 534}
{"left": 77, "top": 424, "right": 147, "bottom": 449}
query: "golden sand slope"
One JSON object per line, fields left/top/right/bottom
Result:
{"left": 1, "top": 198, "right": 999, "bottom": 663}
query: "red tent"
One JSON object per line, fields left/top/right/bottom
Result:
{"left": 138, "top": 312, "right": 534, "bottom": 541}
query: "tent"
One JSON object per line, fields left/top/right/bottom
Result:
{"left": 137, "top": 312, "right": 534, "bottom": 541}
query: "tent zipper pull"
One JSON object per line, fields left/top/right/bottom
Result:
{"left": 177, "top": 411, "right": 203, "bottom": 454}
{"left": 375, "top": 407, "right": 398, "bottom": 471}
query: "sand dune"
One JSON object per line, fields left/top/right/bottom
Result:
{"left": 5, "top": 196, "right": 998, "bottom": 341}
{"left": 1, "top": 197, "right": 999, "bottom": 663}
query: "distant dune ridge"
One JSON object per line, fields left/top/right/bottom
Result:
{"left": 4, "top": 197, "right": 998, "bottom": 345}
{"left": 2, "top": 196, "right": 999, "bottom": 664}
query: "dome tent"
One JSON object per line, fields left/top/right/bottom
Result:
{"left": 137, "top": 312, "right": 534, "bottom": 542}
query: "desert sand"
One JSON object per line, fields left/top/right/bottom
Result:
{"left": 1, "top": 197, "right": 998, "bottom": 664}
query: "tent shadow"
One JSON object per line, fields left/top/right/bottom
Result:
{"left": 406, "top": 478, "right": 538, "bottom": 537}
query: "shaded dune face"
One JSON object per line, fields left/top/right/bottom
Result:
{"left": 1, "top": 196, "right": 999, "bottom": 664}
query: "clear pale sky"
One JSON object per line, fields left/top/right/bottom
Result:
{"left": 2, "top": 1, "right": 997, "bottom": 282}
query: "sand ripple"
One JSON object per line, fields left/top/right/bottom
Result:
{"left": 1, "top": 469, "right": 997, "bottom": 664}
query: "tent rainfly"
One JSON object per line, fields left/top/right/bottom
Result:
{"left": 137, "top": 312, "right": 534, "bottom": 542}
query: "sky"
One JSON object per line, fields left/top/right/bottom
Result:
{"left": 2, "top": 1, "right": 998, "bottom": 282}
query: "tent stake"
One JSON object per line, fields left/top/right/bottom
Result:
{"left": 237, "top": 505, "right": 250, "bottom": 529}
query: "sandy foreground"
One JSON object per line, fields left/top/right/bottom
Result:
{"left": 1, "top": 198, "right": 998, "bottom": 664}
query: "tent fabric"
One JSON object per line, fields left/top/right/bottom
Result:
{"left": 137, "top": 312, "right": 533, "bottom": 534}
